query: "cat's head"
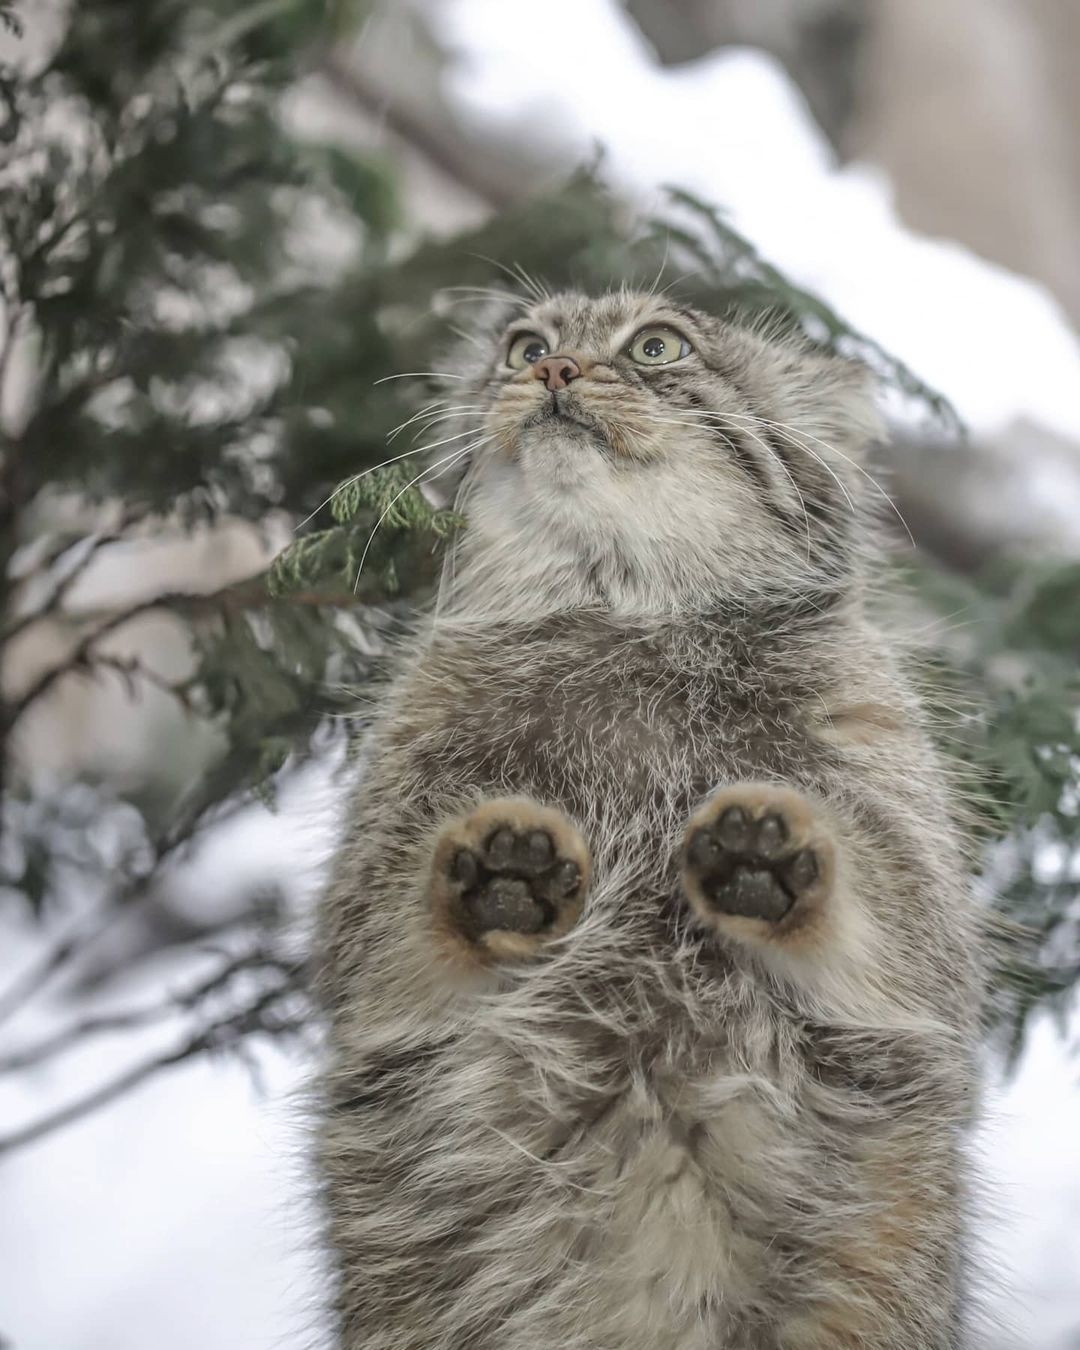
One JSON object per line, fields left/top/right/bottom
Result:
{"left": 434, "top": 290, "right": 882, "bottom": 619}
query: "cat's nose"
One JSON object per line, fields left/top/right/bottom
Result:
{"left": 532, "top": 355, "right": 582, "bottom": 392}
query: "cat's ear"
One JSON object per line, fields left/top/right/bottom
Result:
{"left": 717, "top": 320, "right": 882, "bottom": 461}
{"left": 774, "top": 352, "right": 882, "bottom": 462}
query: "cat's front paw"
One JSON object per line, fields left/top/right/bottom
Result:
{"left": 680, "top": 783, "right": 834, "bottom": 938}
{"left": 430, "top": 798, "right": 590, "bottom": 964}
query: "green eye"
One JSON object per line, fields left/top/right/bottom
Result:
{"left": 629, "top": 327, "right": 691, "bottom": 365}
{"left": 507, "top": 333, "right": 550, "bottom": 369}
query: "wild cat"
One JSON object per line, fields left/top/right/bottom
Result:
{"left": 317, "top": 290, "right": 984, "bottom": 1349}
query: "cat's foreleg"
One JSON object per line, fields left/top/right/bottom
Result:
{"left": 681, "top": 783, "right": 970, "bottom": 1346}
{"left": 680, "top": 783, "right": 838, "bottom": 942}
{"left": 679, "top": 780, "right": 910, "bottom": 1020}
{"left": 428, "top": 796, "right": 591, "bottom": 966}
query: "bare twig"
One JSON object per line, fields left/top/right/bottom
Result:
{"left": 2, "top": 576, "right": 266, "bottom": 728}
{"left": 0, "top": 1005, "right": 175, "bottom": 1074}
{"left": 0, "top": 981, "right": 309, "bottom": 1156}
{"left": 4, "top": 596, "right": 181, "bottom": 726}
{"left": 0, "top": 797, "right": 248, "bottom": 1031}
{"left": 0, "top": 946, "right": 303, "bottom": 1074}
{"left": 3, "top": 508, "right": 149, "bottom": 642}
{"left": 91, "top": 652, "right": 196, "bottom": 710}
{"left": 0, "top": 921, "right": 105, "bottom": 1031}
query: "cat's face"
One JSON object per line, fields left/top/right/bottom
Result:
{"left": 442, "top": 291, "right": 879, "bottom": 617}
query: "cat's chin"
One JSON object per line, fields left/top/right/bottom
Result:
{"left": 518, "top": 421, "right": 610, "bottom": 491}
{"left": 531, "top": 450, "right": 598, "bottom": 494}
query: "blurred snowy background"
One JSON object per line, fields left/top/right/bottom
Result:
{"left": 2, "top": 1, "right": 1080, "bottom": 1347}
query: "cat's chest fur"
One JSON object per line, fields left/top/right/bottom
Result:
{"left": 404, "top": 611, "right": 835, "bottom": 824}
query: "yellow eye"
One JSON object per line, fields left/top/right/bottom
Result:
{"left": 507, "top": 333, "right": 550, "bottom": 369}
{"left": 628, "top": 327, "right": 691, "bottom": 365}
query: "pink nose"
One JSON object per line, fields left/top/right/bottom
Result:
{"left": 532, "top": 355, "right": 582, "bottom": 392}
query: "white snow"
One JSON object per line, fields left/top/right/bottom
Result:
{"left": 0, "top": 1041, "right": 326, "bottom": 1350}
{"left": 435, "top": 0, "right": 1080, "bottom": 444}
{"left": 979, "top": 1022, "right": 1080, "bottom": 1348}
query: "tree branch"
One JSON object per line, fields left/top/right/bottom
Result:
{"left": 0, "top": 794, "right": 249, "bottom": 1031}
{"left": 0, "top": 979, "right": 309, "bottom": 1156}
{"left": 3, "top": 596, "right": 171, "bottom": 726}
{"left": 2, "top": 573, "right": 363, "bottom": 730}
{"left": 3, "top": 507, "right": 149, "bottom": 642}
{"left": 0, "top": 946, "right": 303, "bottom": 1074}
{"left": 91, "top": 652, "right": 196, "bottom": 710}
{"left": 3, "top": 578, "right": 258, "bottom": 727}
{"left": 318, "top": 54, "right": 518, "bottom": 212}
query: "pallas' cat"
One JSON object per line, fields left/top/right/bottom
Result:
{"left": 317, "top": 291, "right": 983, "bottom": 1350}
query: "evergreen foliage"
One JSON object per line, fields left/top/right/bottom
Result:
{"left": 0, "top": 0, "right": 1077, "bottom": 1147}
{"left": 907, "top": 557, "right": 1080, "bottom": 1057}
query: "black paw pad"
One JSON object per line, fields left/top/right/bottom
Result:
{"left": 685, "top": 805, "right": 820, "bottom": 923}
{"left": 451, "top": 827, "right": 582, "bottom": 938}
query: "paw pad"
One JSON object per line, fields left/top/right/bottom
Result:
{"left": 682, "top": 787, "right": 831, "bottom": 930}
{"left": 431, "top": 799, "right": 590, "bottom": 963}
{"left": 451, "top": 827, "right": 581, "bottom": 938}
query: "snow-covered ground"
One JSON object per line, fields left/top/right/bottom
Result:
{"left": 3, "top": 1, "right": 1080, "bottom": 1346}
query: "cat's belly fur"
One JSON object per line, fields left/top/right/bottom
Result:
{"left": 329, "top": 629, "right": 955, "bottom": 1348}
{"left": 369, "top": 982, "right": 801, "bottom": 1350}
{"left": 369, "top": 1012, "right": 792, "bottom": 1349}
{"left": 365, "top": 731, "right": 828, "bottom": 1344}
{"left": 535, "top": 1093, "right": 778, "bottom": 1348}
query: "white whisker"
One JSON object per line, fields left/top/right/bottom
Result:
{"left": 352, "top": 438, "right": 492, "bottom": 594}
{"left": 294, "top": 440, "right": 447, "bottom": 533}
{"left": 645, "top": 232, "right": 672, "bottom": 299}
{"left": 509, "top": 261, "right": 549, "bottom": 302}
{"left": 385, "top": 400, "right": 448, "bottom": 442}
{"left": 727, "top": 414, "right": 858, "bottom": 518}
{"left": 387, "top": 405, "right": 484, "bottom": 443}
{"left": 643, "top": 405, "right": 863, "bottom": 528}
{"left": 754, "top": 415, "right": 914, "bottom": 548}
{"left": 374, "top": 372, "right": 465, "bottom": 385}
{"left": 442, "top": 285, "right": 527, "bottom": 307}
{"left": 735, "top": 421, "right": 815, "bottom": 564}
{"left": 434, "top": 461, "right": 483, "bottom": 623}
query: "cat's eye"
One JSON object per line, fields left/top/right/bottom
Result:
{"left": 628, "top": 327, "right": 691, "bottom": 365}
{"left": 506, "top": 333, "right": 550, "bottom": 369}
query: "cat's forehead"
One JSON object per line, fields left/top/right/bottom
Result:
{"left": 514, "top": 291, "right": 697, "bottom": 348}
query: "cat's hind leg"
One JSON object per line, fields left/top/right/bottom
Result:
{"left": 430, "top": 797, "right": 590, "bottom": 965}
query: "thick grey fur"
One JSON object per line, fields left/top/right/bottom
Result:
{"left": 317, "top": 291, "right": 985, "bottom": 1349}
